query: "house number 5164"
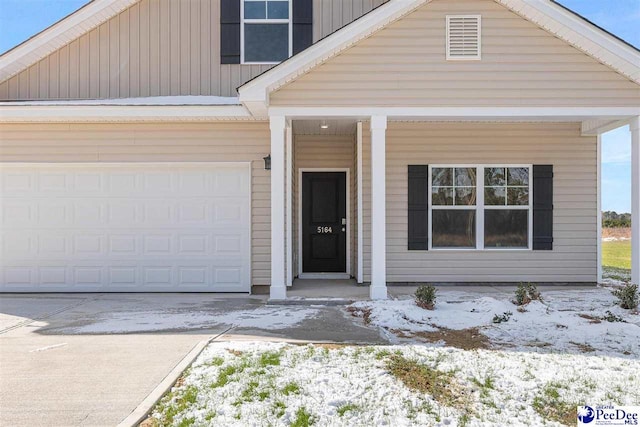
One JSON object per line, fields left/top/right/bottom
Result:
{"left": 317, "top": 226, "right": 333, "bottom": 234}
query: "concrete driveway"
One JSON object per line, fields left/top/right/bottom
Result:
{"left": 0, "top": 293, "right": 384, "bottom": 427}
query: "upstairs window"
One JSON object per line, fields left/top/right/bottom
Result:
{"left": 242, "top": 0, "right": 292, "bottom": 64}
{"left": 446, "top": 15, "right": 481, "bottom": 60}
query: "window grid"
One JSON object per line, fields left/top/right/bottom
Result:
{"left": 431, "top": 167, "right": 477, "bottom": 209}
{"left": 241, "top": 0, "right": 293, "bottom": 64}
{"left": 428, "top": 165, "right": 533, "bottom": 251}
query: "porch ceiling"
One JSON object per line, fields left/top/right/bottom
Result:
{"left": 292, "top": 119, "right": 358, "bottom": 136}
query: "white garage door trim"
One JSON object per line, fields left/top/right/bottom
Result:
{"left": 0, "top": 162, "right": 252, "bottom": 293}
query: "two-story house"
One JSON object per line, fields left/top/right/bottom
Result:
{"left": 1, "top": 0, "right": 639, "bottom": 300}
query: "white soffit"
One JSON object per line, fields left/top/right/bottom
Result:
{"left": 0, "top": 104, "right": 252, "bottom": 123}
{"left": 0, "top": 0, "right": 140, "bottom": 82}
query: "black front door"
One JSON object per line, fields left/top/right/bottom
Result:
{"left": 302, "top": 172, "right": 347, "bottom": 273}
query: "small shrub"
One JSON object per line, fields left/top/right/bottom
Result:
{"left": 415, "top": 284, "right": 437, "bottom": 310}
{"left": 492, "top": 311, "right": 513, "bottom": 324}
{"left": 513, "top": 282, "right": 541, "bottom": 306}
{"left": 612, "top": 283, "right": 639, "bottom": 310}
{"left": 602, "top": 310, "right": 626, "bottom": 323}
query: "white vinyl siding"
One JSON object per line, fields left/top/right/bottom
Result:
{"left": 361, "top": 122, "right": 597, "bottom": 283}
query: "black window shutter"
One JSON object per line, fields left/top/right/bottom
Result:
{"left": 408, "top": 165, "right": 429, "bottom": 250}
{"left": 533, "top": 165, "right": 553, "bottom": 250}
{"left": 293, "top": 0, "right": 313, "bottom": 55}
{"left": 221, "top": 0, "right": 241, "bottom": 64}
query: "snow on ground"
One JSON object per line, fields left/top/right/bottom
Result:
{"left": 149, "top": 342, "right": 640, "bottom": 427}
{"left": 349, "top": 287, "right": 640, "bottom": 358}
{"left": 602, "top": 266, "right": 632, "bottom": 286}
{"left": 69, "top": 306, "right": 320, "bottom": 334}
{"left": 602, "top": 237, "right": 630, "bottom": 241}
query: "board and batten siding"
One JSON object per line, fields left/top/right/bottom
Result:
{"left": 0, "top": 0, "right": 387, "bottom": 100}
{"left": 0, "top": 122, "right": 272, "bottom": 286}
{"left": 272, "top": 0, "right": 640, "bottom": 107}
{"left": 293, "top": 134, "right": 356, "bottom": 277}
{"left": 361, "top": 122, "right": 597, "bottom": 283}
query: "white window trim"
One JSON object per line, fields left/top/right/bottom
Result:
{"left": 427, "top": 164, "right": 533, "bottom": 251}
{"left": 446, "top": 14, "right": 482, "bottom": 61}
{"left": 241, "top": 0, "right": 293, "bottom": 65}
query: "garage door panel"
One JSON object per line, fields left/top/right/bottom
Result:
{"left": 1, "top": 164, "right": 251, "bottom": 292}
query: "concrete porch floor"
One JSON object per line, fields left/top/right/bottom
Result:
{"left": 287, "top": 279, "right": 427, "bottom": 300}
{"left": 284, "top": 279, "right": 599, "bottom": 300}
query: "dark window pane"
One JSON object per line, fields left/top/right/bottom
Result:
{"left": 484, "top": 209, "right": 528, "bottom": 248}
{"left": 507, "top": 187, "right": 529, "bottom": 205}
{"left": 507, "top": 167, "right": 529, "bottom": 186}
{"left": 485, "top": 167, "right": 505, "bottom": 186}
{"left": 432, "top": 168, "right": 452, "bottom": 186}
{"left": 432, "top": 187, "right": 453, "bottom": 205}
{"left": 485, "top": 186, "right": 505, "bottom": 205}
{"left": 455, "top": 187, "right": 476, "bottom": 205}
{"left": 455, "top": 168, "right": 476, "bottom": 186}
{"left": 244, "top": 1, "right": 266, "bottom": 19}
{"left": 244, "top": 24, "right": 289, "bottom": 62}
{"left": 267, "top": 1, "right": 289, "bottom": 18}
{"left": 432, "top": 210, "right": 476, "bottom": 248}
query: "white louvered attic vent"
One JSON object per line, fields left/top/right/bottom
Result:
{"left": 446, "top": 15, "right": 482, "bottom": 60}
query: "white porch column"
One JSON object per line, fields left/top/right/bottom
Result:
{"left": 631, "top": 117, "right": 640, "bottom": 285}
{"left": 285, "top": 124, "right": 293, "bottom": 287}
{"left": 370, "top": 116, "right": 388, "bottom": 300}
{"left": 270, "top": 115, "right": 287, "bottom": 300}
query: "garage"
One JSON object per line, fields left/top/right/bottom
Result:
{"left": 0, "top": 163, "right": 251, "bottom": 292}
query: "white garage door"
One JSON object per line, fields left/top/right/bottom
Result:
{"left": 0, "top": 163, "right": 251, "bottom": 292}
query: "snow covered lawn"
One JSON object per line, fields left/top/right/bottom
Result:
{"left": 146, "top": 342, "right": 639, "bottom": 427}
{"left": 348, "top": 287, "right": 640, "bottom": 358}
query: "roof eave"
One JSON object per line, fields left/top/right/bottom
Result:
{"left": 0, "top": 0, "right": 140, "bottom": 83}
{"left": 0, "top": 104, "right": 253, "bottom": 123}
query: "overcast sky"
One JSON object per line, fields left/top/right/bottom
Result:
{"left": 1, "top": 0, "right": 638, "bottom": 213}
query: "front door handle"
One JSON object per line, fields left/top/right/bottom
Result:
{"left": 341, "top": 218, "right": 346, "bottom": 225}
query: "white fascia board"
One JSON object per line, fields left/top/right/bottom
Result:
{"left": 496, "top": 0, "right": 640, "bottom": 85}
{"left": 581, "top": 118, "right": 633, "bottom": 136}
{"left": 269, "top": 106, "right": 640, "bottom": 120}
{"left": 0, "top": 105, "right": 253, "bottom": 123}
{"left": 238, "top": 0, "right": 428, "bottom": 105}
{"left": 0, "top": 0, "right": 139, "bottom": 82}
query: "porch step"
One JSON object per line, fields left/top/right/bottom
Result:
{"left": 266, "top": 298, "right": 355, "bottom": 306}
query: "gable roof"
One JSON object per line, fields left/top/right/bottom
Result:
{"left": 0, "top": 0, "right": 139, "bottom": 82}
{"left": 238, "top": 0, "right": 640, "bottom": 116}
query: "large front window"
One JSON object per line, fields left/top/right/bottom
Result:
{"left": 429, "top": 165, "right": 532, "bottom": 249}
{"left": 242, "top": 0, "right": 291, "bottom": 64}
